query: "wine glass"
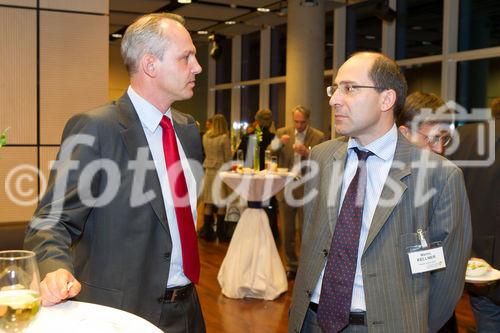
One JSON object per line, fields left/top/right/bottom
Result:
{"left": 0, "top": 250, "right": 41, "bottom": 332}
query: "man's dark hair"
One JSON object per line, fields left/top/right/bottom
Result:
{"left": 397, "top": 91, "right": 445, "bottom": 127}
{"left": 365, "top": 53, "right": 408, "bottom": 118}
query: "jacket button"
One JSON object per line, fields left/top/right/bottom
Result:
{"left": 306, "top": 290, "right": 312, "bottom": 297}
{"left": 322, "top": 249, "right": 328, "bottom": 257}
{"left": 157, "top": 297, "right": 164, "bottom": 303}
{"left": 163, "top": 252, "right": 171, "bottom": 260}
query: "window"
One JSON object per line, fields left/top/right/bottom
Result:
{"left": 215, "top": 37, "right": 232, "bottom": 84}
{"left": 271, "top": 24, "right": 286, "bottom": 77}
{"left": 401, "top": 62, "right": 442, "bottom": 96}
{"left": 396, "top": 0, "right": 443, "bottom": 59}
{"left": 458, "top": 0, "right": 500, "bottom": 51}
{"left": 325, "top": 10, "right": 334, "bottom": 69}
{"left": 240, "top": 85, "right": 259, "bottom": 124}
{"left": 215, "top": 89, "right": 231, "bottom": 122}
{"left": 269, "top": 83, "right": 286, "bottom": 128}
{"left": 241, "top": 31, "right": 260, "bottom": 81}
{"left": 346, "top": 1, "right": 382, "bottom": 57}
{"left": 457, "top": 57, "right": 500, "bottom": 111}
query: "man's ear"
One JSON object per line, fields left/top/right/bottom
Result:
{"left": 398, "top": 125, "right": 411, "bottom": 139}
{"left": 380, "top": 89, "right": 397, "bottom": 113}
{"left": 141, "top": 54, "right": 156, "bottom": 77}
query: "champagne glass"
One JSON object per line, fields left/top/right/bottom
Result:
{"left": 0, "top": 251, "right": 41, "bottom": 332}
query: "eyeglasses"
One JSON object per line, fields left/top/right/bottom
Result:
{"left": 326, "top": 83, "right": 385, "bottom": 97}
{"left": 417, "top": 131, "right": 452, "bottom": 147}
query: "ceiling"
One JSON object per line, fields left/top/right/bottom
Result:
{"left": 109, "top": 0, "right": 347, "bottom": 42}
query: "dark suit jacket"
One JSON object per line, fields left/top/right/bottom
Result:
{"left": 236, "top": 126, "right": 275, "bottom": 170}
{"left": 289, "top": 133, "right": 472, "bottom": 333}
{"left": 449, "top": 120, "right": 500, "bottom": 304}
{"left": 24, "top": 93, "right": 203, "bottom": 325}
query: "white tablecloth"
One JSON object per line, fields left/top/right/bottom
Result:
{"left": 26, "top": 301, "right": 162, "bottom": 333}
{"left": 217, "top": 171, "right": 294, "bottom": 300}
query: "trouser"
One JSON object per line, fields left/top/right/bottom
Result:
{"left": 301, "top": 306, "right": 368, "bottom": 333}
{"left": 278, "top": 199, "right": 303, "bottom": 272}
{"left": 470, "top": 295, "right": 500, "bottom": 333}
{"left": 157, "top": 285, "right": 206, "bottom": 333}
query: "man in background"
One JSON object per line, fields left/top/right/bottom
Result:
{"left": 449, "top": 97, "right": 500, "bottom": 332}
{"left": 397, "top": 91, "right": 452, "bottom": 155}
{"left": 25, "top": 13, "right": 205, "bottom": 332}
{"left": 270, "top": 105, "right": 324, "bottom": 280}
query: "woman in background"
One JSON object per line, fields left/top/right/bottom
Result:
{"left": 198, "top": 114, "right": 232, "bottom": 242}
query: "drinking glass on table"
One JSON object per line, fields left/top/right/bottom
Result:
{"left": 0, "top": 250, "right": 41, "bottom": 333}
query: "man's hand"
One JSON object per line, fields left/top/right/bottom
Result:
{"left": 280, "top": 134, "right": 291, "bottom": 144}
{"left": 293, "top": 143, "right": 310, "bottom": 157}
{"left": 40, "top": 268, "right": 81, "bottom": 306}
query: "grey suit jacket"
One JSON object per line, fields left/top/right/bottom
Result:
{"left": 24, "top": 93, "right": 203, "bottom": 325}
{"left": 289, "top": 133, "right": 472, "bottom": 333}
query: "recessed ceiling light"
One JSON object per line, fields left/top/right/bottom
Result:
{"left": 197, "top": 30, "right": 208, "bottom": 35}
{"left": 225, "top": 20, "right": 236, "bottom": 25}
{"left": 257, "top": 8, "right": 270, "bottom": 13}
{"left": 365, "top": 35, "right": 376, "bottom": 40}
{"left": 177, "top": 0, "right": 191, "bottom": 3}
{"left": 422, "top": 41, "right": 432, "bottom": 45}
{"left": 111, "top": 33, "right": 122, "bottom": 38}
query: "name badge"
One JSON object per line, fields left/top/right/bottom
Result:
{"left": 408, "top": 247, "right": 446, "bottom": 274}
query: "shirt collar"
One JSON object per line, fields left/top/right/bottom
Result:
{"left": 127, "top": 86, "right": 171, "bottom": 133}
{"left": 295, "top": 127, "right": 308, "bottom": 137}
{"left": 347, "top": 124, "right": 397, "bottom": 161}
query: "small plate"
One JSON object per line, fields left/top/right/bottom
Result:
{"left": 466, "top": 267, "right": 500, "bottom": 284}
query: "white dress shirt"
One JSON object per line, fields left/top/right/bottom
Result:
{"left": 310, "top": 124, "right": 397, "bottom": 311}
{"left": 127, "top": 86, "right": 198, "bottom": 287}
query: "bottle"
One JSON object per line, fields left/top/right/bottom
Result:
{"left": 253, "top": 144, "right": 260, "bottom": 171}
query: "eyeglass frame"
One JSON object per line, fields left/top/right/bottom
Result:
{"left": 326, "top": 83, "right": 386, "bottom": 97}
{"left": 416, "top": 130, "right": 452, "bottom": 147}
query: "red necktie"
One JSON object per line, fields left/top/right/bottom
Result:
{"left": 160, "top": 116, "right": 200, "bottom": 284}
{"left": 317, "top": 147, "right": 373, "bottom": 332}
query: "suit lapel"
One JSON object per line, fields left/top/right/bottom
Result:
{"left": 326, "top": 141, "right": 348, "bottom": 234}
{"left": 116, "top": 94, "right": 168, "bottom": 232}
{"left": 363, "top": 134, "right": 412, "bottom": 253}
{"left": 303, "top": 127, "right": 315, "bottom": 148}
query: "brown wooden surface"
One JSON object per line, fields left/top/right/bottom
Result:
{"left": 196, "top": 238, "right": 476, "bottom": 333}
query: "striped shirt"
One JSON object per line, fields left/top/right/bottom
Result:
{"left": 311, "top": 124, "right": 397, "bottom": 311}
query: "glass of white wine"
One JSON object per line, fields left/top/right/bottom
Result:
{"left": 0, "top": 250, "right": 41, "bottom": 333}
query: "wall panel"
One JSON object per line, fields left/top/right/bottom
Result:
{"left": 0, "top": 147, "right": 38, "bottom": 223}
{"left": 39, "top": 0, "right": 108, "bottom": 14}
{"left": 38, "top": 146, "right": 59, "bottom": 198}
{"left": 0, "top": 7, "right": 37, "bottom": 144}
{"left": 0, "top": 0, "right": 35, "bottom": 6}
{"left": 40, "top": 11, "right": 108, "bottom": 144}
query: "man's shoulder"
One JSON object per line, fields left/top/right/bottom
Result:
{"left": 171, "top": 108, "right": 196, "bottom": 126}
{"left": 308, "top": 126, "right": 325, "bottom": 138}
{"left": 313, "top": 137, "right": 347, "bottom": 154}
{"left": 276, "top": 126, "right": 294, "bottom": 135}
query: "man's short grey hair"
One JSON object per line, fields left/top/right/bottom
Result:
{"left": 292, "top": 105, "right": 311, "bottom": 119}
{"left": 121, "top": 13, "right": 185, "bottom": 74}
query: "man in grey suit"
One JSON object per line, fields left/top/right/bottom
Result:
{"left": 24, "top": 13, "right": 206, "bottom": 332}
{"left": 270, "top": 105, "right": 324, "bottom": 279}
{"left": 289, "top": 52, "right": 471, "bottom": 333}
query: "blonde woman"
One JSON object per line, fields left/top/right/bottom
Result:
{"left": 198, "top": 114, "right": 231, "bottom": 241}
